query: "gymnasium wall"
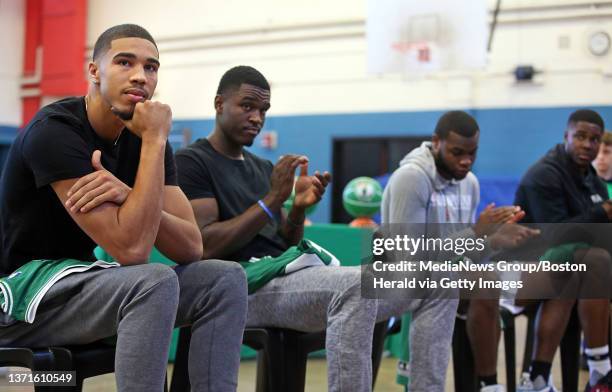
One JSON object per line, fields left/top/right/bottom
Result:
{"left": 0, "top": 0, "right": 25, "bottom": 129}
{"left": 87, "top": 0, "right": 612, "bottom": 118}
{"left": 89, "top": 0, "right": 612, "bottom": 222}
{"left": 2, "top": 0, "right": 612, "bottom": 222}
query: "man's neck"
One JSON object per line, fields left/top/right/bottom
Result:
{"left": 208, "top": 126, "right": 244, "bottom": 160}
{"left": 85, "top": 91, "right": 124, "bottom": 143}
{"left": 572, "top": 161, "right": 589, "bottom": 176}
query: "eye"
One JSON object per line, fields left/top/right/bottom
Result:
{"left": 144, "top": 64, "right": 158, "bottom": 72}
{"left": 118, "top": 59, "right": 130, "bottom": 67}
{"left": 242, "top": 104, "right": 252, "bottom": 111}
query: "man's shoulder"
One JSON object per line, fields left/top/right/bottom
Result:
{"left": 385, "top": 164, "right": 432, "bottom": 202}
{"left": 34, "top": 97, "right": 84, "bottom": 126}
{"left": 463, "top": 172, "right": 479, "bottom": 186}
{"left": 22, "top": 97, "right": 86, "bottom": 141}
{"left": 459, "top": 172, "right": 480, "bottom": 197}
{"left": 392, "top": 161, "right": 429, "bottom": 178}
{"left": 176, "top": 139, "right": 214, "bottom": 164}
{"left": 524, "top": 153, "right": 561, "bottom": 180}
{"left": 518, "top": 152, "right": 564, "bottom": 193}
{"left": 388, "top": 163, "right": 430, "bottom": 188}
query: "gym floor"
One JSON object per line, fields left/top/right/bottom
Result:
{"left": 1, "top": 317, "right": 590, "bottom": 391}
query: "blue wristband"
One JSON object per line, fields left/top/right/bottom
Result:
{"left": 257, "top": 199, "right": 276, "bottom": 221}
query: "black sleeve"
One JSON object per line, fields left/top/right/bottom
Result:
{"left": 521, "top": 166, "right": 608, "bottom": 224}
{"left": 175, "top": 151, "right": 215, "bottom": 200}
{"left": 164, "top": 142, "right": 178, "bottom": 186}
{"left": 22, "top": 118, "right": 93, "bottom": 188}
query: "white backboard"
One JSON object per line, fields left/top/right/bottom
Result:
{"left": 367, "top": 0, "right": 489, "bottom": 74}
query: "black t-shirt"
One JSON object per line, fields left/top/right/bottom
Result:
{"left": 0, "top": 97, "right": 177, "bottom": 274}
{"left": 175, "top": 138, "right": 287, "bottom": 261}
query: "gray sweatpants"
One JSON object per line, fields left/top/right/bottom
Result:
{"left": 247, "top": 265, "right": 457, "bottom": 392}
{"left": 0, "top": 260, "right": 248, "bottom": 392}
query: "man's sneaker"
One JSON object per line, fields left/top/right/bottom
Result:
{"left": 585, "top": 369, "right": 612, "bottom": 392}
{"left": 480, "top": 384, "right": 505, "bottom": 392}
{"left": 517, "top": 374, "right": 558, "bottom": 392}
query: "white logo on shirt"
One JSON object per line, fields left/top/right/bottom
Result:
{"left": 429, "top": 193, "right": 472, "bottom": 208}
{"left": 592, "top": 194, "right": 603, "bottom": 203}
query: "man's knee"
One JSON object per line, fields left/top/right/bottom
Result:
{"left": 574, "top": 247, "right": 612, "bottom": 279}
{"left": 208, "top": 260, "right": 247, "bottom": 292}
{"left": 574, "top": 246, "right": 611, "bottom": 265}
{"left": 180, "top": 259, "right": 247, "bottom": 298}
{"left": 113, "top": 264, "right": 180, "bottom": 318}
{"left": 574, "top": 247, "right": 612, "bottom": 297}
{"left": 335, "top": 269, "right": 378, "bottom": 318}
{"left": 125, "top": 263, "right": 179, "bottom": 293}
{"left": 334, "top": 267, "right": 367, "bottom": 299}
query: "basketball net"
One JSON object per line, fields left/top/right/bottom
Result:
{"left": 391, "top": 40, "right": 440, "bottom": 72}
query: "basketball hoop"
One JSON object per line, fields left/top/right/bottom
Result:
{"left": 391, "top": 41, "right": 439, "bottom": 71}
{"left": 391, "top": 41, "right": 434, "bottom": 62}
{"left": 367, "top": 0, "right": 488, "bottom": 75}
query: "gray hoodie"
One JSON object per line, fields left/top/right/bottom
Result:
{"left": 381, "top": 141, "right": 480, "bottom": 234}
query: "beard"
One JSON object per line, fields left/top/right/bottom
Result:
{"left": 434, "top": 150, "right": 469, "bottom": 180}
{"left": 434, "top": 150, "right": 454, "bottom": 178}
{"left": 111, "top": 106, "right": 134, "bottom": 121}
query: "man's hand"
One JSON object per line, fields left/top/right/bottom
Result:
{"left": 602, "top": 200, "right": 612, "bottom": 220}
{"left": 474, "top": 203, "right": 524, "bottom": 236}
{"left": 115, "top": 101, "right": 172, "bottom": 142}
{"left": 489, "top": 223, "right": 540, "bottom": 251}
{"left": 293, "top": 163, "right": 332, "bottom": 209}
{"left": 65, "top": 150, "right": 131, "bottom": 213}
{"left": 264, "top": 155, "right": 309, "bottom": 209}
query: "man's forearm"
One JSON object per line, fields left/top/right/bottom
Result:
{"left": 155, "top": 211, "right": 203, "bottom": 263}
{"left": 113, "top": 138, "right": 166, "bottom": 260}
{"left": 201, "top": 203, "right": 272, "bottom": 259}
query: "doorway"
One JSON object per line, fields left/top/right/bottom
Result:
{"left": 331, "top": 136, "right": 429, "bottom": 223}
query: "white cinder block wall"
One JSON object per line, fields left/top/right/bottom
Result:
{"left": 85, "top": 0, "right": 612, "bottom": 119}
{"left": 0, "top": 0, "right": 25, "bottom": 127}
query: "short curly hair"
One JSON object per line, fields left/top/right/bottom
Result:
{"left": 93, "top": 24, "right": 157, "bottom": 61}
{"left": 434, "top": 111, "right": 479, "bottom": 139}
{"left": 568, "top": 109, "right": 604, "bottom": 131}
{"left": 216, "top": 66, "right": 270, "bottom": 95}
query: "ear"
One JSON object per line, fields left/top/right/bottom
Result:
{"left": 563, "top": 130, "right": 568, "bottom": 142}
{"left": 432, "top": 134, "right": 441, "bottom": 152}
{"left": 214, "top": 95, "right": 224, "bottom": 115}
{"left": 88, "top": 61, "right": 100, "bottom": 85}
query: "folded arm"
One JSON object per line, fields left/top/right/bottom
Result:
{"left": 61, "top": 157, "right": 202, "bottom": 264}
{"left": 155, "top": 186, "right": 203, "bottom": 263}
{"left": 52, "top": 138, "right": 167, "bottom": 265}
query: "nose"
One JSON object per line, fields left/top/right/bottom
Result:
{"left": 459, "top": 156, "right": 473, "bottom": 168}
{"left": 578, "top": 140, "right": 595, "bottom": 153}
{"left": 129, "top": 64, "right": 146, "bottom": 85}
{"left": 249, "top": 110, "right": 263, "bottom": 126}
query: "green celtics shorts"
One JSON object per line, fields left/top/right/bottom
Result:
{"left": 539, "top": 242, "right": 590, "bottom": 264}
